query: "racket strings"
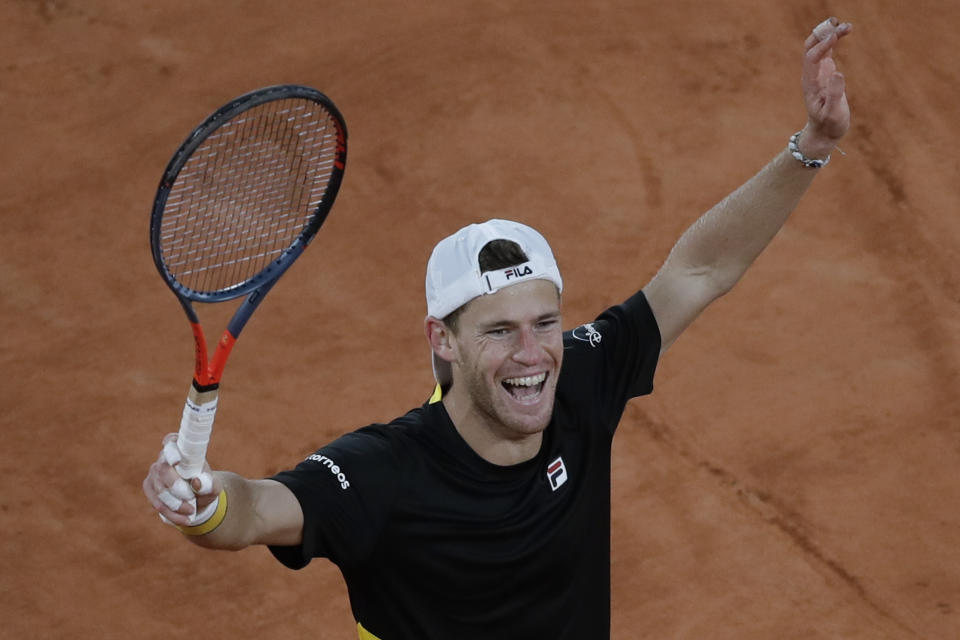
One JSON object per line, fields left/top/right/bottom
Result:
{"left": 160, "top": 98, "right": 340, "bottom": 294}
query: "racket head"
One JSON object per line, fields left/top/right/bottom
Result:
{"left": 150, "top": 84, "right": 347, "bottom": 304}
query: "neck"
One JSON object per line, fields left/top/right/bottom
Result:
{"left": 442, "top": 393, "right": 543, "bottom": 466}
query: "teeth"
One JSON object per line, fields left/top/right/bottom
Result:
{"left": 503, "top": 373, "right": 546, "bottom": 387}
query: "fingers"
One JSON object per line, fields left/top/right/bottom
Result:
{"left": 162, "top": 438, "right": 182, "bottom": 467}
{"left": 157, "top": 488, "right": 184, "bottom": 511}
{"left": 193, "top": 471, "right": 214, "bottom": 495}
{"left": 802, "top": 17, "right": 849, "bottom": 99}
{"left": 160, "top": 433, "right": 215, "bottom": 494}
{"left": 144, "top": 460, "right": 195, "bottom": 526}
{"left": 812, "top": 17, "right": 838, "bottom": 41}
{"left": 826, "top": 67, "right": 846, "bottom": 96}
{"left": 804, "top": 17, "right": 852, "bottom": 53}
{"left": 145, "top": 433, "right": 224, "bottom": 530}
{"left": 820, "top": 70, "right": 848, "bottom": 117}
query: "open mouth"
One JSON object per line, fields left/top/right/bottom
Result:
{"left": 501, "top": 372, "right": 547, "bottom": 401}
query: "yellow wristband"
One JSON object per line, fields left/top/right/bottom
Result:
{"left": 177, "top": 490, "right": 228, "bottom": 536}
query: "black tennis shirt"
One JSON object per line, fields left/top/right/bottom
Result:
{"left": 270, "top": 290, "right": 660, "bottom": 639}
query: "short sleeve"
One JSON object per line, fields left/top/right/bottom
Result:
{"left": 268, "top": 425, "right": 400, "bottom": 570}
{"left": 558, "top": 290, "right": 661, "bottom": 432}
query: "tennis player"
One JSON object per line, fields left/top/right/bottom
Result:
{"left": 144, "top": 17, "right": 852, "bottom": 639}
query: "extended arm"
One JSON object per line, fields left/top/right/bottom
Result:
{"left": 143, "top": 433, "right": 303, "bottom": 550}
{"left": 643, "top": 18, "right": 852, "bottom": 351}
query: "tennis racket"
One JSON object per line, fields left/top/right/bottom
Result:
{"left": 150, "top": 84, "right": 347, "bottom": 488}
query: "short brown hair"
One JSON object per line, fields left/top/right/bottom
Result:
{"left": 442, "top": 239, "right": 528, "bottom": 333}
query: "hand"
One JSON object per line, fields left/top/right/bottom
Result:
{"left": 800, "top": 17, "right": 853, "bottom": 156}
{"left": 143, "top": 433, "right": 221, "bottom": 529}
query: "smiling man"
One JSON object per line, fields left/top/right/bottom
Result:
{"left": 425, "top": 222, "right": 568, "bottom": 465}
{"left": 143, "top": 17, "right": 854, "bottom": 640}
{"left": 257, "top": 218, "right": 665, "bottom": 638}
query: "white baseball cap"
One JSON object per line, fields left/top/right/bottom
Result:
{"left": 425, "top": 218, "right": 563, "bottom": 386}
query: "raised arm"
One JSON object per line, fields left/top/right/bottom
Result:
{"left": 143, "top": 433, "right": 303, "bottom": 550}
{"left": 643, "top": 17, "right": 852, "bottom": 352}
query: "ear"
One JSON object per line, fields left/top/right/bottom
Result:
{"left": 424, "top": 316, "right": 456, "bottom": 364}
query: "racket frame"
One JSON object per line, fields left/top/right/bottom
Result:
{"left": 149, "top": 84, "right": 347, "bottom": 391}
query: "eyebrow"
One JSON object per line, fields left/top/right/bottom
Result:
{"left": 477, "top": 311, "right": 561, "bottom": 331}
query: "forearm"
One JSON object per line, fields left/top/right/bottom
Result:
{"left": 666, "top": 142, "right": 823, "bottom": 293}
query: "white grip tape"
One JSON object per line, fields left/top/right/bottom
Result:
{"left": 176, "top": 394, "right": 218, "bottom": 479}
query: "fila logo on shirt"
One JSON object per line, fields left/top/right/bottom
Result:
{"left": 547, "top": 456, "right": 568, "bottom": 491}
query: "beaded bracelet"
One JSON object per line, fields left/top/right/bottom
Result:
{"left": 788, "top": 130, "right": 830, "bottom": 168}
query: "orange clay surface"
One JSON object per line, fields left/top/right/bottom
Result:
{"left": 2, "top": 1, "right": 959, "bottom": 638}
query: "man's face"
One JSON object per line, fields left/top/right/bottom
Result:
{"left": 447, "top": 279, "right": 563, "bottom": 440}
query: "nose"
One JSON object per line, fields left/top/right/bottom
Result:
{"left": 512, "top": 327, "right": 542, "bottom": 365}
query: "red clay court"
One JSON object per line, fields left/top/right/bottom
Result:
{"left": 2, "top": 1, "right": 958, "bottom": 637}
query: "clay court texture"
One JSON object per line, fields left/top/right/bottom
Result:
{"left": 3, "top": 1, "right": 959, "bottom": 638}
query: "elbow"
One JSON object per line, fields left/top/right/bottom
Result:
{"left": 704, "top": 259, "right": 752, "bottom": 298}
{"left": 689, "top": 263, "right": 741, "bottom": 301}
{"left": 710, "top": 274, "right": 740, "bottom": 299}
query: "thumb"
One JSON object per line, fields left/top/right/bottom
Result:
{"left": 825, "top": 71, "right": 846, "bottom": 102}
{"left": 191, "top": 470, "right": 218, "bottom": 496}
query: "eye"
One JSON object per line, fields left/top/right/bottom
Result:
{"left": 536, "top": 317, "right": 560, "bottom": 331}
{"left": 487, "top": 327, "right": 510, "bottom": 337}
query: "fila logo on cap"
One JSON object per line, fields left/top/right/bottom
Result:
{"left": 503, "top": 265, "right": 534, "bottom": 280}
{"left": 547, "top": 456, "right": 567, "bottom": 491}
{"left": 483, "top": 262, "right": 540, "bottom": 292}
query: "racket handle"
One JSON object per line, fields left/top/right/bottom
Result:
{"left": 176, "top": 385, "right": 218, "bottom": 479}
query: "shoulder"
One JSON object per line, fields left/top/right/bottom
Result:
{"left": 324, "top": 403, "right": 440, "bottom": 459}
{"left": 563, "top": 290, "right": 660, "bottom": 356}
{"left": 558, "top": 290, "right": 662, "bottom": 407}
{"left": 276, "top": 404, "right": 437, "bottom": 497}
